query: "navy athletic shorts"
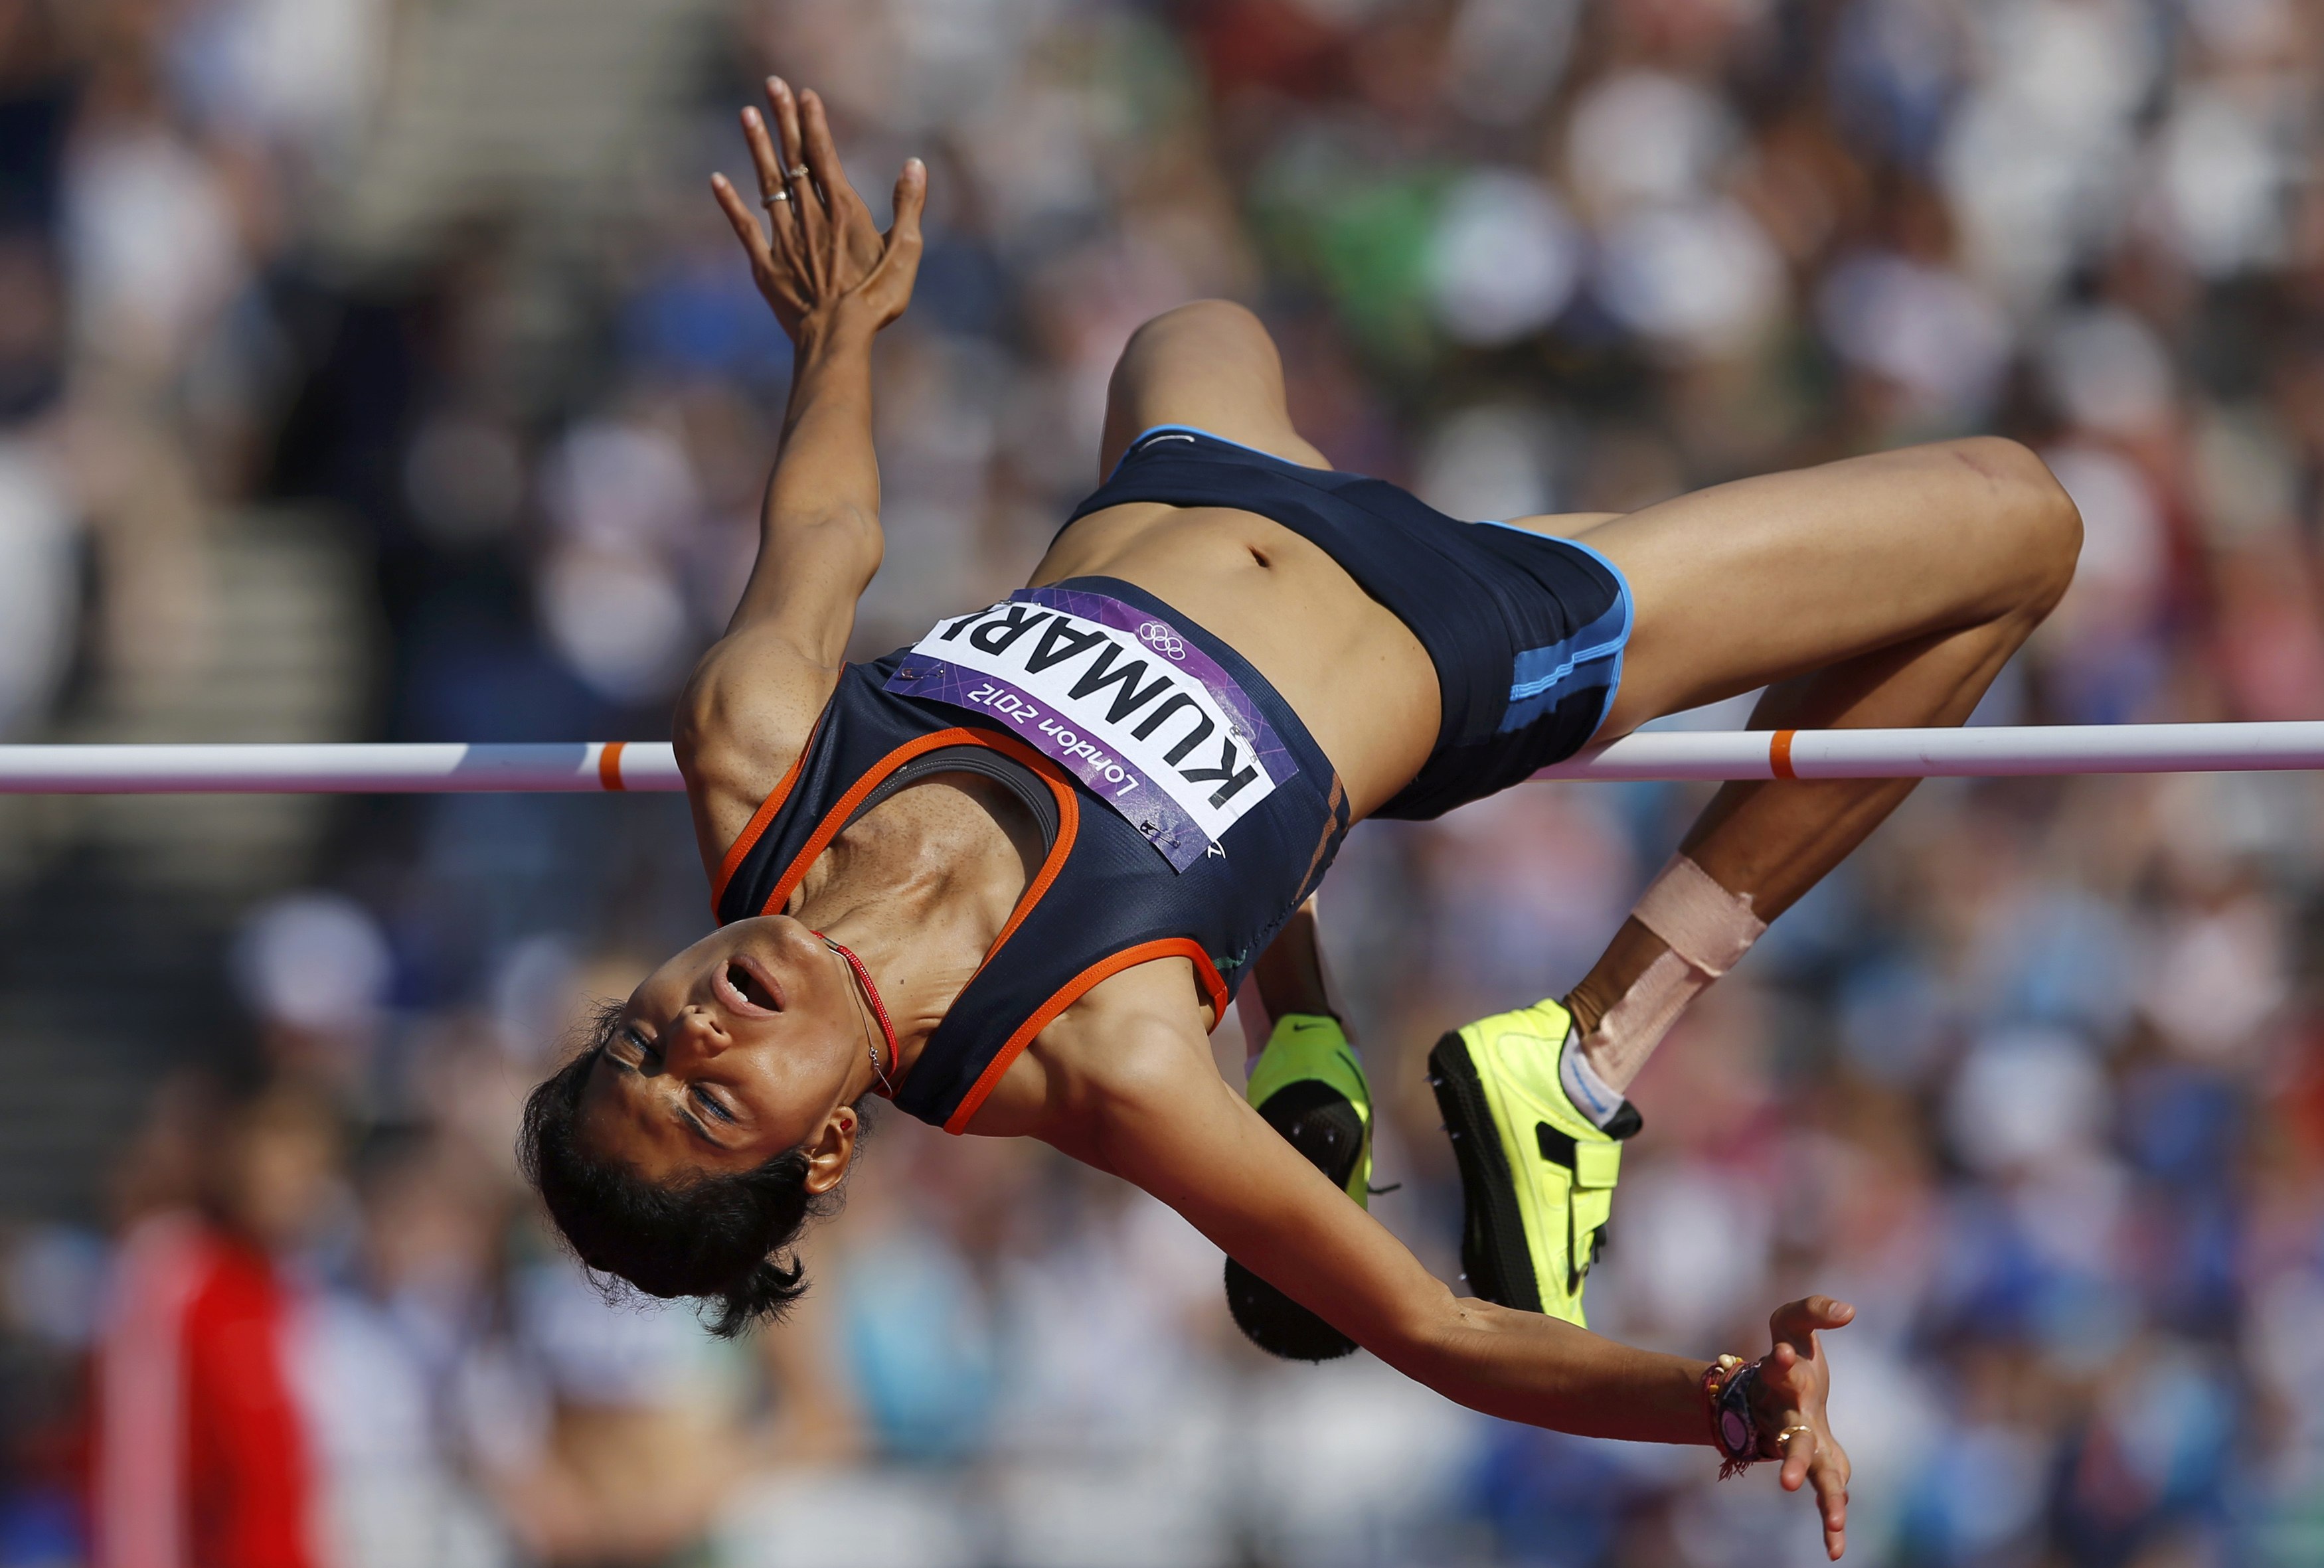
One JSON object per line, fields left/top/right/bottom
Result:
{"left": 1060, "top": 426, "right": 1633, "bottom": 820}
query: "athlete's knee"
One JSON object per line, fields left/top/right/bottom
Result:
{"left": 1145, "top": 297, "right": 1264, "bottom": 336}
{"left": 1998, "top": 443, "right": 2081, "bottom": 615}
{"left": 1125, "top": 299, "right": 1270, "bottom": 363}
{"left": 1945, "top": 436, "right": 2082, "bottom": 616}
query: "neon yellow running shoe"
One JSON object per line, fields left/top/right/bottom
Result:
{"left": 1224, "top": 1012, "right": 1372, "bottom": 1361}
{"left": 1426, "top": 1000, "right": 1639, "bottom": 1326}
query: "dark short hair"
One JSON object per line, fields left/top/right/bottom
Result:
{"left": 517, "top": 1004, "right": 856, "bottom": 1338}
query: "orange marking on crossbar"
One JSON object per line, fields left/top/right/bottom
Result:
{"left": 1770, "top": 730, "right": 1796, "bottom": 779}
{"left": 599, "top": 740, "right": 627, "bottom": 791}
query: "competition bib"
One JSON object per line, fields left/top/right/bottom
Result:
{"left": 884, "top": 587, "right": 1295, "bottom": 871}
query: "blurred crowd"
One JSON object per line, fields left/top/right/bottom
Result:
{"left": 4, "top": 0, "right": 2324, "bottom": 1563}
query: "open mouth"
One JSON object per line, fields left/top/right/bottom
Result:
{"left": 717, "top": 955, "right": 782, "bottom": 1013}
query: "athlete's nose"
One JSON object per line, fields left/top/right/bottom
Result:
{"left": 669, "top": 1004, "right": 732, "bottom": 1059}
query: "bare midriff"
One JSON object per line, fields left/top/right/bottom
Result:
{"left": 1030, "top": 501, "right": 1440, "bottom": 821}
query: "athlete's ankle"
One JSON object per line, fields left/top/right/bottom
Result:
{"left": 1558, "top": 856, "right": 1766, "bottom": 1118}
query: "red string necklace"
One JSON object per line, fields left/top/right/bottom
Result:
{"left": 817, "top": 933, "right": 898, "bottom": 1098}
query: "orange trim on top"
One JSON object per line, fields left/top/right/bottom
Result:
{"left": 756, "top": 726, "right": 999, "bottom": 917}
{"left": 967, "top": 736, "right": 1080, "bottom": 959}
{"left": 1770, "top": 730, "right": 1797, "bottom": 781}
{"left": 943, "top": 937, "right": 1230, "bottom": 1135}
{"left": 841, "top": 731, "right": 1081, "bottom": 1103}
{"left": 708, "top": 705, "right": 832, "bottom": 917}
{"left": 761, "top": 728, "right": 1082, "bottom": 930}
{"left": 598, "top": 740, "right": 627, "bottom": 792}
{"left": 712, "top": 719, "right": 1163, "bottom": 1129}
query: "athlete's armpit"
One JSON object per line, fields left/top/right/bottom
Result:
{"left": 675, "top": 627, "right": 843, "bottom": 883}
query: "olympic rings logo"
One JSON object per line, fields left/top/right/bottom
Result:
{"left": 1138, "top": 622, "right": 1187, "bottom": 661}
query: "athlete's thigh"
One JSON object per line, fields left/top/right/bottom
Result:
{"left": 1536, "top": 438, "right": 2074, "bottom": 735}
{"left": 1098, "top": 301, "right": 1332, "bottom": 477}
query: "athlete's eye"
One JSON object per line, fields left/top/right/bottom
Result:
{"left": 691, "top": 1084, "right": 735, "bottom": 1123}
{"left": 615, "top": 1026, "right": 658, "bottom": 1068}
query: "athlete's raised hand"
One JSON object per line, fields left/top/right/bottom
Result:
{"left": 1754, "top": 1295, "right": 1855, "bottom": 1558}
{"left": 710, "top": 77, "right": 925, "bottom": 341}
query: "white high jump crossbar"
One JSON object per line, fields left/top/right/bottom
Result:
{"left": 1, "top": 724, "right": 2323, "bottom": 793}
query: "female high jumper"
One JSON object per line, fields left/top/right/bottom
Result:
{"left": 521, "top": 80, "right": 2081, "bottom": 1557}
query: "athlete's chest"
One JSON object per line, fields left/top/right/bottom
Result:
{"left": 786, "top": 778, "right": 1037, "bottom": 939}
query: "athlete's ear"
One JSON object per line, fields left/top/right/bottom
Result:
{"left": 800, "top": 1105, "right": 857, "bottom": 1195}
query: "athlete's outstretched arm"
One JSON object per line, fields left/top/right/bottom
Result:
{"left": 677, "top": 78, "right": 927, "bottom": 864}
{"left": 1055, "top": 1011, "right": 1854, "bottom": 1556}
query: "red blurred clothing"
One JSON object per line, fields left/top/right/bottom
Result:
{"left": 90, "top": 1213, "right": 323, "bottom": 1568}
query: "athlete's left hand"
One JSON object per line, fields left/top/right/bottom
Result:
{"left": 710, "top": 76, "right": 924, "bottom": 341}
{"left": 1753, "top": 1295, "right": 1855, "bottom": 1559}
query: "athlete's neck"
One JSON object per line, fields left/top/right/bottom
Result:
{"left": 788, "top": 773, "right": 1042, "bottom": 1083}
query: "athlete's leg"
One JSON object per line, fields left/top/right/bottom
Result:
{"left": 1098, "top": 301, "right": 1331, "bottom": 477}
{"left": 1514, "top": 435, "right": 2081, "bottom": 1050}
{"left": 1434, "top": 438, "right": 2076, "bottom": 1326}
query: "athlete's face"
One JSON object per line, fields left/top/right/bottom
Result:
{"left": 576, "top": 917, "right": 865, "bottom": 1182}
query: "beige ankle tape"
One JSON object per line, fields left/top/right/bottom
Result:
{"left": 1582, "top": 856, "right": 1764, "bottom": 1093}
{"left": 1586, "top": 951, "right": 1702, "bottom": 1090}
{"left": 1632, "top": 854, "right": 1763, "bottom": 975}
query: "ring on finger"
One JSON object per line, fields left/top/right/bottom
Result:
{"left": 1777, "top": 1425, "right": 1813, "bottom": 1448}
{"left": 785, "top": 163, "right": 811, "bottom": 181}
{"left": 762, "top": 189, "right": 791, "bottom": 208}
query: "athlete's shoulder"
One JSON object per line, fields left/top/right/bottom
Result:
{"left": 952, "top": 956, "right": 1222, "bottom": 1142}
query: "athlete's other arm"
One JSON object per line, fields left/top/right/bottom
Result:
{"left": 1246, "top": 898, "right": 1338, "bottom": 1024}
{"left": 676, "top": 78, "right": 927, "bottom": 865}
{"left": 1052, "top": 1008, "right": 1855, "bottom": 1557}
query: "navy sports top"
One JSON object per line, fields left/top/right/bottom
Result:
{"left": 713, "top": 576, "right": 1350, "bottom": 1134}
{"left": 712, "top": 427, "right": 1628, "bottom": 1133}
